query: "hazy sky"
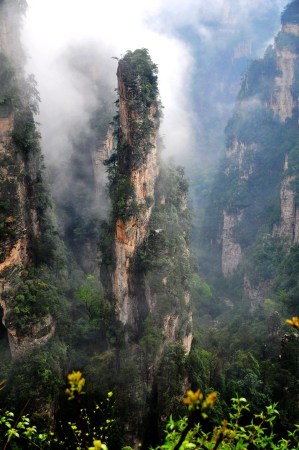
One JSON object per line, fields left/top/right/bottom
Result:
{"left": 22, "top": 0, "right": 289, "bottom": 162}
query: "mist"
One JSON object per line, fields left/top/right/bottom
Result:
{"left": 22, "top": 0, "right": 289, "bottom": 168}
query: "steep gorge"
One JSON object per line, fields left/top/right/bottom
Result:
{"left": 212, "top": 0, "right": 299, "bottom": 299}
{"left": 197, "top": 1, "right": 299, "bottom": 425}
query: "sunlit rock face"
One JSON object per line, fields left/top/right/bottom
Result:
{"left": 111, "top": 56, "right": 160, "bottom": 327}
{"left": 103, "top": 50, "right": 193, "bottom": 358}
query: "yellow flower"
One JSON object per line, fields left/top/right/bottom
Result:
{"left": 89, "top": 441, "right": 108, "bottom": 450}
{"left": 203, "top": 391, "right": 217, "bottom": 409}
{"left": 65, "top": 371, "right": 85, "bottom": 400}
{"left": 285, "top": 317, "right": 299, "bottom": 329}
{"left": 183, "top": 389, "right": 203, "bottom": 409}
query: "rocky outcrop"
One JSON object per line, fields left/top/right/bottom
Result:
{"left": 1, "top": 296, "right": 55, "bottom": 359}
{"left": 243, "top": 275, "right": 271, "bottom": 311}
{"left": 270, "top": 48, "right": 296, "bottom": 122}
{"left": 0, "top": 0, "right": 55, "bottom": 358}
{"left": 270, "top": 18, "right": 299, "bottom": 121}
{"left": 220, "top": 140, "right": 257, "bottom": 277}
{"left": 273, "top": 175, "right": 299, "bottom": 242}
{"left": 225, "top": 139, "right": 256, "bottom": 180}
{"left": 0, "top": 0, "right": 23, "bottom": 63}
{"left": 282, "top": 23, "right": 299, "bottom": 37}
{"left": 0, "top": 113, "right": 54, "bottom": 357}
{"left": 111, "top": 53, "right": 160, "bottom": 327}
{"left": 220, "top": 9, "right": 299, "bottom": 278}
{"left": 222, "top": 210, "right": 243, "bottom": 277}
{"left": 93, "top": 125, "right": 113, "bottom": 196}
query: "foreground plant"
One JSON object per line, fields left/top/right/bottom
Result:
{"left": 0, "top": 409, "right": 50, "bottom": 449}
{"left": 155, "top": 394, "right": 299, "bottom": 450}
{"left": 1, "top": 370, "right": 298, "bottom": 449}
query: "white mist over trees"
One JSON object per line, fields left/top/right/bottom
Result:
{"left": 22, "top": 0, "right": 288, "bottom": 166}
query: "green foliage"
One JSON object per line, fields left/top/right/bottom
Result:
{"left": 75, "top": 274, "right": 105, "bottom": 321}
{"left": 0, "top": 410, "right": 50, "bottom": 449}
{"left": 12, "top": 106, "right": 41, "bottom": 157}
{"left": 3, "top": 340, "right": 66, "bottom": 407}
{"left": 139, "top": 316, "right": 163, "bottom": 360}
{"left": 133, "top": 164, "right": 193, "bottom": 318}
{"left": 105, "top": 49, "right": 162, "bottom": 222}
{"left": 118, "top": 48, "right": 160, "bottom": 113}
{"left": 187, "top": 348, "right": 216, "bottom": 391}
{"left": 1, "top": 378, "right": 298, "bottom": 449}
{"left": 156, "top": 397, "right": 299, "bottom": 450}
{"left": 155, "top": 344, "right": 188, "bottom": 418}
{"left": 5, "top": 272, "right": 60, "bottom": 334}
{"left": 243, "top": 235, "right": 285, "bottom": 284}
{"left": 0, "top": 53, "right": 18, "bottom": 110}
{"left": 238, "top": 46, "right": 277, "bottom": 101}
{"left": 110, "top": 175, "right": 140, "bottom": 221}
{"left": 190, "top": 274, "right": 213, "bottom": 304}
{"left": 99, "top": 221, "right": 114, "bottom": 266}
{"left": 275, "top": 244, "right": 299, "bottom": 310}
{"left": 224, "top": 351, "right": 268, "bottom": 409}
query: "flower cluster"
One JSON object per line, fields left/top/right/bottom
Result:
{"left": 285, "top": 316, "right": 299, "bottom": 329}
{"left": 89, "top": 439, "right": 108, "bottom": 450}
{"left": 183, "top": 388, "right": 217, "bottom": 414}
{"left": 65, "top": 371, "right": 85, "bottom": 400}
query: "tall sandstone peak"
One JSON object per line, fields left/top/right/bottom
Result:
{"left": 102, "top": 49, "right": 192, "bottom": 351}
{"left": 111, "top": 51, "right": 160, "bottom": 327}
{"left": 99, "top": 49, "right": 193, "bottom": 444}
{"left": 0, "top": 0, "right": 56, "bottom": 358}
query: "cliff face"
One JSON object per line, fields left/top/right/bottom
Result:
{"left": 272, "top": 172, "right": 299, "bottom": 243}
{"left": 203, "top": 0, "right": 299, "bottom": 312}
{"left": 0, "top": 0, "right": 55, "bottom": 358}
{"left": 0, "top": 0, "right": 23, "bottom": 64}
{"left": 222, "top": 210, "right": 243, "bottom": 277}
{"left": 218, "top": 2, "right": 299, "bottom": 287}
{"left": 112, "top": 59, "right": 159, "bottom": 326}
{"left": 99, "top": 49, "right": 193, "bottom": 444}
{"left": 104, "top": 51, "right": 193, "bottom": 358}
{"left": 270, "top": 47, "right": 296, "bottom": 122}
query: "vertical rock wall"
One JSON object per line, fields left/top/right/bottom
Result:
{"left": 111, "top": 57, "right": 160, "bottom": 327}
{"left": 271, "top": 48, "right": 296, "bottom": 121}
{"left": 222, "top": 210, "right": 243, "bottom": 277}
{"left": 221, "top": 15, "right": 299, "bottom": 280}
{"left": 0, "top": 0, "right": 55, "bottom": 358}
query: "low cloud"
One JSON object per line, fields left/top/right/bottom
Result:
{"left": 22, "top": 0, "right": 289, "bottom": 166}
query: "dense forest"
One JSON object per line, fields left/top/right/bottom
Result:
{"left": 0, "top": 0, "right": 299, "bottom": 449}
